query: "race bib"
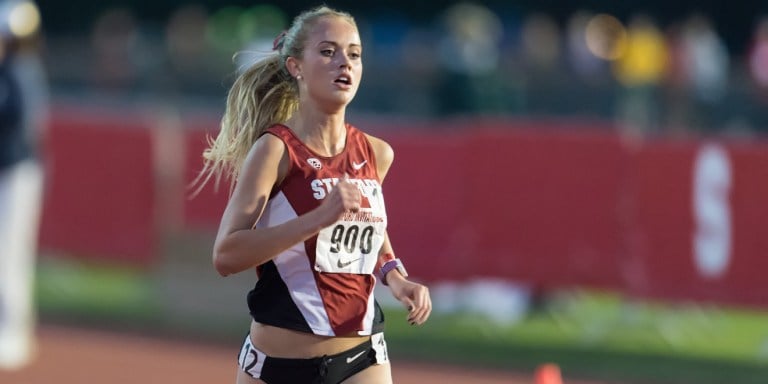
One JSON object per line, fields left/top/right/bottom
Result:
{"left": 315, "top": 183, "right": 386, "bottom": 274}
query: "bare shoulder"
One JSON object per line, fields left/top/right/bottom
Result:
{"left": 364, "top": 133, "right": 394, "bottom": 181}
{"left": 250, "top": 131, "right": 286, "bottom": 156}
{"left": 238, "top": 132, "right": 289, "bottom": 193}
{"left": 244, "top": 133, "right": 287, "bottom": 168}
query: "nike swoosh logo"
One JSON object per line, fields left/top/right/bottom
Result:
{"left": 337, "top": 257, "right": 361, "bottom": 268}
{"left": 346, "top": 349, "right": 367, "bottom": 364}
{"left": 352, "top": 160, "right": 367, "bottom": 170}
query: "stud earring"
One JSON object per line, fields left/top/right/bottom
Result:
{"left": 296, "top": 75, "right": 302, "bottom": 80}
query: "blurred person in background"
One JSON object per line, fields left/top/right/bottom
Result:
{"left": 664, "top": 20, "right": 692, "bottom": 134}
{"left": 162, "top": 4, "right": 212, "bottom": 96}
{"left": 748, "top": 16, "right": 768, "bottom": 131}
{"left": 564, "top": 11, "right": 614, "bottom": 117}
{"left": 748, "top": 16, "right": 768, "bottom": 90}
{"left": 196, "top": 6, "right": 431, "bottom": 383}
{"left": 89, "top": 7, "right": 139, "bottom": 94}
{"left": 0, "top": 0, "right": 46, "bottom": 370}
{"left": 680, "top": 14, "right": 729, "bottom": 132}
{"left": 613, "top": 14, "right": 669, "bottom": 140}
{"left": 664, "top": 14, "right": 729, "bottom": 134}
{"left": 566, "top": 11, "right": 606, "bottom": 83}
{"left": 434, "top": 2, "right": 506, "bottom": 115}
{"left": 519, "top": 12, "right": 564, "bottom": 115}
{"left": 231, "top": 5, "right": 288, "bottom": 73}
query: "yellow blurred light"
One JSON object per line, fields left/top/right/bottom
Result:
{"left": 585, "top": 14, "right": 627, "bottom": 60}
{"left": 8, "top": 1, "right": 41, "bottom": 39}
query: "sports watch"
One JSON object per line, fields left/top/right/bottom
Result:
{"left": 380, "top": 258, "right": 408, "bottom": 286}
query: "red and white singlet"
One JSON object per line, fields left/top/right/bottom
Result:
{"left": 247, "top": 124, "right": 388, "bottom": 336}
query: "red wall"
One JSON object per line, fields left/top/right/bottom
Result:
{"left": 38, "top": 108, "right": 768, "bottom": 307}
{"left": 377, "top": 127, "right": 628, "bottom": 289}
{"left": 39, "top": 108, "right": 155, "bottom": 265}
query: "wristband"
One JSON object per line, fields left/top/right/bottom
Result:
{"left": 377, "top": 252, "right": 396, "bottom": 269}
{"left": 379, "top": 258, "right": 407, "bottom": 286}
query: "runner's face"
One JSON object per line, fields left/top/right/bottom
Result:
{"left": 298, "top": 16, "right": 362, "bottom": 110}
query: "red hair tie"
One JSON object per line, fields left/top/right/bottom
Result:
{"left": 273, "top": 30, "right": 287, "bottom": 51}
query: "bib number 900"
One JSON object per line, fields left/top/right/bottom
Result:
{"left": 329, "top": 224, "right": 374, "bottom": 254}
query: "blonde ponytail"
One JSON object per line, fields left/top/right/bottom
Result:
{"left": 192, "top": 54, "right": 298, "bottom": 195}
{"left": 192, "top": 5, "right": 356, "bottom": 196}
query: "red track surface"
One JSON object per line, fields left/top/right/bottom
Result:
{"left": 0, "top": 325, "right": 606, "bottom": 383}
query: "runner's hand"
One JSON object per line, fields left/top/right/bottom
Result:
{"left": 387, "top": 273, "right": 431, "bottom": 325}
{"left": 316, "top": 175, "right": 361, "bottom": 226}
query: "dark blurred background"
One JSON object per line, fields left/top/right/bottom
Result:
{"left": 32, "top": 1, "right": 768, "bottom": 135}
{"left": 38, "top": 0, "right": 765, "bottom": 51}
